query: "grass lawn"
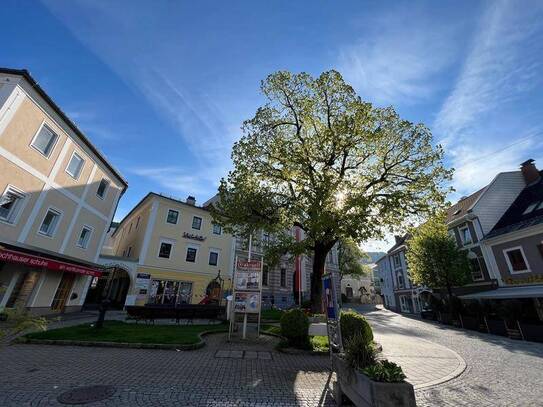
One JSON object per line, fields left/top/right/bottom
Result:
{"left": 260, "top": 308, "right": 284, "bottom": 321}
{"left": 261, "top": 324, "right": 282, "bottom": 335}
{"left": 25, "top": 321, "right": 228, "bottom": 345}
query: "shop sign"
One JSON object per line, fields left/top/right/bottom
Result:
{"left": 503, "top": 275, "right": 543, "bottom": 285}
{"left": 235, "top": 260, "right": 261, "bottom": 291}
{"left": 135, "top": 273, "right": 151, "bottom": 296}
{"left": 183, "top": 232, "right": 206, "bottom": 241}
{"left": 234, "top": 291, "right": 261, "bottom": 313}
{"left": 0, "top": 248, "right": 102, "bottom": 276}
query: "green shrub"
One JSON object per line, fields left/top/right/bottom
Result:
{"left": 280, "top": 308, "right": 310, "bottom": 348}
{"left": 340, "top": 310, "right": 373, "bottom": 344}
{"left": 344, "top": 333, "right": 377, "bottom": 370}
{"left": 361, "top": 360, "right": 406, "bottom": 383}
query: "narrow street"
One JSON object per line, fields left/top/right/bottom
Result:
{"left": 355, "top": 305, "right": 543, "bottom": 406}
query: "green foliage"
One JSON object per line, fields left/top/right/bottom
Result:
{"left": 361, "top": 360, "right": 406, "bottom": 383}
{"left": 310, "top": 335, "right": 329, "bottom": 352}
{"left": 25, "top": 321, "right": 227, "bottom": 345}
{"left": 344, "top": 333, "right": 377, "bottom": 370}
{"left": 261, "top": 308, "right": 284, "bottom": 321}
{"left": 212, "top": 70, "right": 452, "bottom": 310}
{"left": 340, "top": 309, "right": 373, "bottom": 344}
{"left": 406, "top": 212, "right": 471, "bottom": 293}
{"left": 0, "top": 308, "right": 48, "bottom": 342}
{"left": 337, "top": 238, "right": 368, "bottom": 280}
{"left": 280, "top": 308, "right": 310, "bottom": 348}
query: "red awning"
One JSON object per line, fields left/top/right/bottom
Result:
{"left": 0, "top": 248, "right": 102, "bottom": 277}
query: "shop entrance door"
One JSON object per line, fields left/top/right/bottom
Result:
{"left": 51, "top": 273, "right": 75, "bottom": 312}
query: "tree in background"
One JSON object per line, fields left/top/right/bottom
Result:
{"left": 406, "top": 212, "right": 471, "bottom": 312}
{"left": 337, "top": 238, "right": 370, "bottom": 281}
{"left": 213, "top": 70, "right": 451, "bottom": 312}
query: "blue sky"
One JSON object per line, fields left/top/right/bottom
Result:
{"left": 3, "top": 0, "right": 543, "bottom": 251}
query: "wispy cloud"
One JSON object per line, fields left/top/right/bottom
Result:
{"left": 338, "top": 7, "right": 460, "bottom": 105}
{"left": 435, "top": 0, "right": 543, "bottom": 194}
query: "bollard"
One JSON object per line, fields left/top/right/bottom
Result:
{"left": 96, "top": 299, "right": 111, "bottom": 329}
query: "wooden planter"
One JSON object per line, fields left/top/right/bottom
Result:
{"left": 332, "top": 354, "right": 416, "bottom": 407}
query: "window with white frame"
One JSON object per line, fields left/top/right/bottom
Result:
{"left": 399, "top": 295, "right": 411, "bottom": 313}
{"left": 158, "top": 241, "right": 173, "bottom": 259}
{"left": 192, "top": 216, "right": 202, "bottom": 230}
{"left": 469, "top": 256, "right": 484, "bottom": 281}
{"left": 0, "top": 186, "right": 25, "bottom": 224}
{"left": 186, "top": 246, "right": 198, "bottom": 262}
{"left": 460, "top": 226, "right": 472, "bottom": 245}
{"left": 280, "top": 268, "right": 287, "bottom": 287}
{"left": 166, "top": 209, "right": 179, "bottom": 224}
{"left": 212, "top": 223, "right": 222, "bottom": 235}
{"left": 136, "top": 216, "right": 140, "bottom": 229}
{"left": 503, "top": 247, "right": 530, "bottom": 274}
{"left": 39, "top": 208, "right": 61, "bottom": 237}
{"left": 262, "top": 265, "right": 269, "bottom": 286}
{"left": 31, "top": 124, "right": 58, "bottom": 157}
{"left": 208, "top": 250, "right": 219, "bottom": 266}
{"left": 65, "top": 152, "right": 85, "bottom": 179}
{"left": 76, "top": 226, "right": 93, "bottom": 249}
{"left": 96, "top": 179, "right": 110, "bottom": 199}
{"left": 128, "top": 222, "right": 133, "bottom": 234}
{"left": 127, "top": 246, "right": 132, "bottom": 257}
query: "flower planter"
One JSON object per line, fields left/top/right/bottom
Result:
{"left": 332, "top": 354, "right": 416, "bottom": 407}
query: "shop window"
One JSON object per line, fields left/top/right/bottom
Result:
{"left": 77, "top": 226, "right": 93, "bottom": 249}
{"left": 158, "top": 242, "right": 173, "bottom": 259}
{"left": 31, "top": 124, "right": 58, "bottom": 157}
{"left": 186, "top": 247, "right": 197, "bottom": 262}
{"left": 504, "top": 247, "right": 530, "bottom": 273}
{"left": 209, "top": 250, "right": 218, "bottom": 266}
{"left": 66, "top": 152, "right": 85, "bottom": 179}
{"left": 167, "top": 209, "right": 179, "bottom": 224}
{"left": 212, "top": 223, "right": 222, "bottom": 235}
{"left": 39, "top": 208, "right": 61, "bottom": 237}
{"left": 192, "top": 216, "right": 202, "bottom": 230}
{"left": 280, "top": 268, "right": 286, "bottom": 287}
{"left": 96, "top": 179, "right": 110, "bottom": 199}
{"left": 0, "top": 186, "right": 25, "bottom": 224}
{"left": 149, "top": 280, "right": 193, "bottom": 305}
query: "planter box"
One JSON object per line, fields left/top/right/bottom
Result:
{"left": 485, "top": 318, "right": 507, "bottom": 337}
{"left": 518, "top": 322, "right": 543, "bottom": 343}
{"left": 332, "top": 354, "right": 416, "bottom": 407}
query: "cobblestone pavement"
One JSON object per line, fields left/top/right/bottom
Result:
{"left": 354, "top": 305, "right": 543, "bottom": 407}
{"left": 0, "top": 332, "right": 335, "bottom": 406}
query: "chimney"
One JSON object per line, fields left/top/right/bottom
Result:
{"left": 520, "top": 159, "right": 540, "bottom": 185}
{"left": 186, "top": 195, "right": 196, "bottom": 205}
{"left": 394, "top": 235, "right": 402, "bottom": 244}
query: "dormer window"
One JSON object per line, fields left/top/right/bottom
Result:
{"left": 460, "top": 226, "right": 472, "bottom": 245}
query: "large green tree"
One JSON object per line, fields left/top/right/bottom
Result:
{"left": 406, "top": 211, "right": 471, "bottom": 307}
{"left": 337, "top": 238, "right": 370, "bottom": 281}
{"left": 213, "top": 70, "right": 451, "bottom": 311}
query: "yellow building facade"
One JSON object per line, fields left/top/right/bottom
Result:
{"left": 0, "top": 68, "right": 127, "bottom": 314}
{"left": 98, "top": 193, "right": 234, "bottom": 307}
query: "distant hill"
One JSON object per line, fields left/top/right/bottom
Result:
{"left": 361, "top": 251, "right": 386, "bottom": 264}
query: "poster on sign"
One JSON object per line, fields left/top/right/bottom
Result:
{"left": 135, "top": 273, "right": 151, "bottom": 299}
{"left": 235, "top": 260, "right": 261, "bottom": 291}
{"left": 322, "top": 273, "right": 342, "bottom": 352}
{"left": 234, "top": 291, "right": 261, "bottom": 313}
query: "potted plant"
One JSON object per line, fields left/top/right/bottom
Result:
{"left": 332, "top": 333, "right": 416, "bottom": 406}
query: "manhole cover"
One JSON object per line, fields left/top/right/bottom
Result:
{"left": 57, "top": 385, "right": 116, "bottom": 404}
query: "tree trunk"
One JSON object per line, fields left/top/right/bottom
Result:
{"left": 310, "top": 245, "right": 328, "bottom": 314}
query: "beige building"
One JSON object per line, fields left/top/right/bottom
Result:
{"left": 94, "top": 193, "right": 235, "bottom": 307}
{"left": 0, "top": 68, "right": 127, "bottom": 314}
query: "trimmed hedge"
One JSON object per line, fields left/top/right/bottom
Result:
{"left": 280, "top": 308, "right": 310, "bottom": 348}
{"left": 340, "top": 309, "right": 373, "bottom": 345}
